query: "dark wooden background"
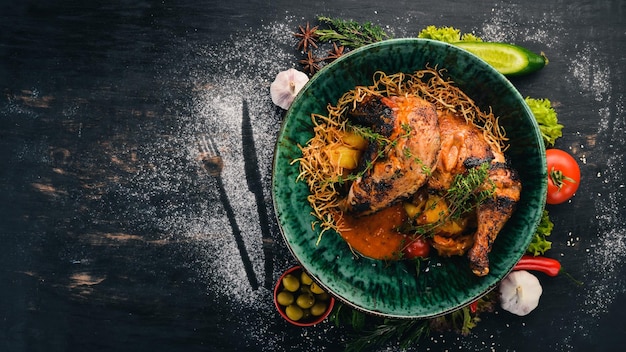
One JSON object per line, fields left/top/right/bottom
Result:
{"left": 1, "top": 1, "right": 625, "bottom": 351}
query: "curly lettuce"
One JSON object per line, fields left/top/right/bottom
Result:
{"left": 527, "top": 210, "right": 553, "bottom": 256}
{"left": 417, "top": 25, "right": 483, "bottom": 43}
{"left": 525, "top": 97, "right": 564, "bottom": 147}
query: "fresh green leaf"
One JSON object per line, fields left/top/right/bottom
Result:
{"left": 316, "top": 16, "right": 391, "bottom": 48}
{"left": 527, "top": 210, "right": 553, "bottom": 256}
{"left": 525, "top": 97, "right": 564, "bottom": 147}
{"left": 335, "top": 292, "right": 497, "bottom": 351}
{"left": 417, "top": 25, "right": 483, "bottom": 43}
{"left": 344, "top": 319, "right": 430, "bottom": 352}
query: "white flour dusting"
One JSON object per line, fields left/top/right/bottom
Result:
{"left": 480, "top": 1, "right": 626, "bottom": 345}
{"left": 163, "top": 19, "right": 324, "bottom": 350}
{"left": 125, "top": 8, "right": 624, "bottom": 350}
{"left": 183, "top": 22, "right": 294, "bottom": 303}
{"left": 481, "top": 3, "right": 565, "bottom": 49}
{"left": 562, "top": 34, "right": 626, "bottom": 318}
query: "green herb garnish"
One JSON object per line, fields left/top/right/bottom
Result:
{"left": 331, "top": 291, "right": 497, "bottom": 351}
{"left": 405, "top": 162, "right": 495, "bottom": 236}
{"left": 316, "top": 16, "right": 391, "bottom": 49}
{"left": 446, "top": 161, "right": 495, "bottom": 217}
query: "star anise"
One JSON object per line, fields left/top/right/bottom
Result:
{"left": 294, "top": 22, "right": 319, "bottom": 51}
{"left": 299, "top": 50, "right": 322, "bottom": 75}
{"left": 324, "top": 42, "right": 346, "bottom": 62}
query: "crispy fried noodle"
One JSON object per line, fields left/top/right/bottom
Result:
{"left": 294, "top": 68, "right": 508, "bottom": 246}
{"left": 293, "top": 68, "right": 521, "bottom": 276}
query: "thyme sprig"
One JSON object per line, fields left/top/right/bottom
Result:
{"left": 334, "top": 123, "right": 405, "bottom": 185}
{"left": 316, "top": 16, "right": 391, "bottom": 49}
{"left": 405, "top": 162, "right": 495, "bottom": 236}
{"left": 446, "top": 161, "right": 496, "bottom": 217}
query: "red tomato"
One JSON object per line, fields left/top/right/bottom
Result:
{"left": 403, "top": 237, "right": 431, "bottom": 259}
{"left": 546, "top": 149, "right": 580, "bottom": 204}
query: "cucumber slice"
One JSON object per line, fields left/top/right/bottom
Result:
{"left": 454, "top": 42, "right": 547, "bottom": 76}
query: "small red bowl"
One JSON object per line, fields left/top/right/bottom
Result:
{"left": 273, "top": 265, "right": 335, "bottom": 327}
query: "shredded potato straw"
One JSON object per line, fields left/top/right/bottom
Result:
{"left": 293, "top": 67, "right": 508, "bottom": 244}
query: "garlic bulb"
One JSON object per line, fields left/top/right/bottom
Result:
{"left": 270, "top": 68, "right": 309, "bottom": 110}
{"left": 499, "top": 270, "right": 543, "bottom": 316}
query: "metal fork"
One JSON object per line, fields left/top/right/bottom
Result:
{"left": 198, "top": 135, "right": 259, "bottom": 290}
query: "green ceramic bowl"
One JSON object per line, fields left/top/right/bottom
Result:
{"left": 272, "top": 38, "right": 547, "bottom": 318}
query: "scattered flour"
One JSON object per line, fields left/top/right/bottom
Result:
{"left": 151, "top": 19, "right": 326, "bottom": 351}
{"left": 175, "top": 10, "right": 625, "bottom": 350}
{"left": 481, "top": 3, "right": 565, "bottom": 49}
{"left": 99, "top": 8, "right": 625, "bottom": 350}
{"left": 483, "top": 0, "right": 626, "bottom": 329}
{"left": 2, "top": 4, "right": 622, "bottom": 351}
{"left": 563, "top": 30, "right": 626, "bottom": 321}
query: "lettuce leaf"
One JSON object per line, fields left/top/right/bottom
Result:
{"left": 417, "top": 25, "right": 483, "bottom": 43}
{"left": 527, "top": 210, "right": 553, "bottom": 256}
{"left": 525, "top": 97, "right": 564, "bottom": 147}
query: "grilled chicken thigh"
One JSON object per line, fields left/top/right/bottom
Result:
{"left": 427, "top": 111, "right": 504, "bottom": 191}
{"left": 341, "top": 97, "right": 520, "bottom": 276}
{"left": 342, "top": 95, "right": 441, "bottom": 215}
{"left": 429, "top": 111, "right": 521, "bottom": 276}
{"left": 467, "top": 163, "right": 521, "bottom": 276}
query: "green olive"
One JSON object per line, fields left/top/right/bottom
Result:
{"left": 315, "top": 292, "right": 330, "bottom": 301}
{"left": 296, "top": 293, "right": 315, "bottom": 309}
{"left": 310, "top": 302, "right": 328, "bottom": 316}
{"left": 285, "top": 304, "right": 304, "bottom": 321}
{"left": 300, "top": 271, "right": 313, "bottom": 285}
{"left": 282, "top": 274, "right": 300, "bottom": 292}
{"left": 310, "top": 282, "right": 325, "bottom": 295}
{"left": 276, "top": 291, "right": 294, "bottom": 306}
{"left": 301, "top": 308, "right": 312, "bottom": 321}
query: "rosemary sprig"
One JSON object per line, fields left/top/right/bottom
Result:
{"left": 344, "top": 319, "right": 430, "bottom": 352}
{"left": 331, "top": 305, "right": 430, "bottom": 352}
{"left": 330, "top": 291, "right": 497, "bottom": 351}
{"left": 316, "top": 16, "right": 391, "bottom": 49}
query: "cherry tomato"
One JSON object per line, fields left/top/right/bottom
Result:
{"left": 545, "top": 149, "right": 580, "bottom": 204}
{"left": 469, "top": 300, "right": 479, "bottom": 313}
{"left": 403, "top": 237, "right": 431, "bottom": 259}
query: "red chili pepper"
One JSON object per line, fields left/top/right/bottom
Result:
{"left": 469, "top": 300, "right": 478, "bottom": 313}
{"left": 513, "top": 255, "right": 561, "bottom": 276}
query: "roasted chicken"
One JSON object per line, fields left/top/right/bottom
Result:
{"left": 342, "top": 97, "right": 521, "bottom": 276}
{"left": 428, "top": 111, "right": 521, "bottom": 276}
{"left": 341, "top": 95, "right": 441, "bottom": 215}
{"left": 467, "top": 163, "right": 521, "bottom": 275}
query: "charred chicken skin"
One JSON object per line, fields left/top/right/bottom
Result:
{"left": 428, "top": 111, "right": 521, "bottom": 276}
{"left": 467, "top": 163, "right": 521, "bottom": 276}
{"left": 342, "top": 95, "right": 441, "bottom": 215}
{"left": 343, "top": 97, "right": 521, "bottom": 276}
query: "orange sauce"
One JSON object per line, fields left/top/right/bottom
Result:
{"left": 334, "top": 203, "right": 408, "bottom": 260}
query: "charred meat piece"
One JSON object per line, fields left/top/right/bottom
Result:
{"left": 468, "top": 162, "right": 521, "bottom": 276}
{"left": 428, "top": 111, "right": 521, "bottom": 276}
{"left": 428, "top": 111, "right": 503, "bottom": 191}
{"left": 342, "top": 95, "right": 440, "bottom": 215}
